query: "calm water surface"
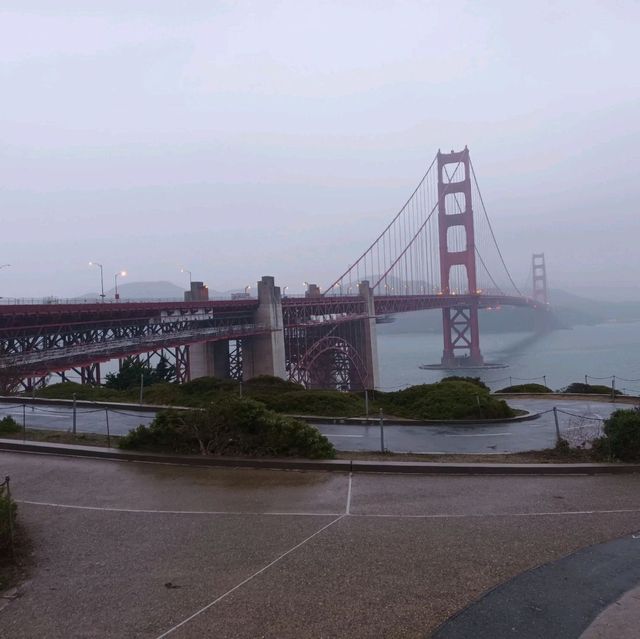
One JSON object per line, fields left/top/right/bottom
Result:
{"left": 377, "top": 322, "right": 640, "bottom": 393}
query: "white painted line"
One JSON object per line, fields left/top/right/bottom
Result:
{"left": 327, "top": 434, "right": 364, "bottom": 438}
{"left": 17, "top": 500, "right": 340, "bottom": 517}
{"left": 346, "top": 473, "right": 353, "bottom": 515}
{"left": 154, "top": 514, "right": 346, "bottom": 638}
{"left": 444, "top": 432, "right": 513, "bottom": 437}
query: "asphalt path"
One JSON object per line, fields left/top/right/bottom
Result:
{"left": 0, "top": 397, "right": 623, "bottom": 454}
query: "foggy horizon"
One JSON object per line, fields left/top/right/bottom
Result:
{"left": 2, "top": 1, "right": 639, "bottom": 299}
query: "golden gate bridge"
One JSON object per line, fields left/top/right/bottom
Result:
{"left": 0, "top": 148, "right": 550, "bottom": 393}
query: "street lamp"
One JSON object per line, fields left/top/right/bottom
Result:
{"left": 114, "top": 270, "right": 127, "bottom": 301}
{"left": 88, "top": 262, "right": 105, "bottom": 301}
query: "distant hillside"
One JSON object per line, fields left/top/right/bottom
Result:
{"left": 78, "top": 280, "right": 186, "bottom": 300}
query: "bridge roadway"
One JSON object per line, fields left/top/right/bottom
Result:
{"left": 0, "top": 292, "right": 541, "bottom": 378}
{"left": 0, "top": 397, "right": 616, "bottom": 454}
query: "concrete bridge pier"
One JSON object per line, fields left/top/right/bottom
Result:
{"left": 242, "top": 276, "right": 287, "bottom": 380}
{"left": 189, "top": 341, "right": 231, "bottom": 380}
{"left": 356, "top": 281, "right": 380, "bottom": 390}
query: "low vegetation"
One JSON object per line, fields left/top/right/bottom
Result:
{"left": 0, "top": 416, "right": 21, "bottom": 435}
{"left": 33, "top": 374, "right": 520, "bottom": 421}
{"left": 561, "top": 382, "right": 621, "bottom": 395}
{"left": 376, "top": 380, "right": 515, "bottom": 420}
{"left": 592, "top": 409, "right": 640, "bottom": 461}
{"left": 0, "top": 478, "right": 18, "bottom": 590}
{"left": 496, "top": 383, "right": 553, "bottom": 394}
{"left": 119, "top": 397, "right": 336, "bottom": 459}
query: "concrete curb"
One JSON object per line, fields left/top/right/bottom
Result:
{"left": 1, "top": 439, "right": 639, "bottom": 475}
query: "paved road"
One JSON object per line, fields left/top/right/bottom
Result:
{"left": 0, "top": 397, "right": 625, "bottom": 453}
{"left": 1, "top": 451, "right": 640, "bottom": 638}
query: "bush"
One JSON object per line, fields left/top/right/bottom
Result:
{"left": 597, "top": 409, "right": 640, "bottom": 461}
{"left": 250, "top": 389, "right": 364, "bottom": 417}
{"left": 119, "top": 397, "right": 336, "bottom": 459}
{"left": 562, "top": 382, "right": 621, "bottom": 396}
{"left": 496, "top": 384, "right": 553, "bottom": 394}
{"left": 441, "top": 376, "right": 490, "bottom": 391}
{"left": 0, "top": 482, "right": 17, "bottom": 556}
{"left": 0, "top": 416, "right": 20, "bottom": 434}
{"left": 379, "top": 381, "right": 514, "bottom": 420}
{"left": 35, "top": 382, "right": 125, "bottom": 402}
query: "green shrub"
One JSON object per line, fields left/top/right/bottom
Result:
{"left": 243, "top": 375, "right": 305, "bottom": 392}
{"left": 598, "top": 409, "right": 640, "bottom": 461}
{"left": 441, "top": 376, "right": 490, "bottom": 391}
{"left": 250, "top": 389, "right": 364, "bottom": 417}
{"left": 0, "top": 484, "right": 17, "bottom": 555}
{"left": 35, "top": 382, "right": 126, "bottom": 402}
{"left": 0, "top": 416, "right": 20, "bottom": 434}
{"left": 119, "top": 397, "right": 335, "bottom": 459}
{"left": 496, "top": 384, "right": 553, "bottom": 394}
{"left": 379, "top": 381, "right": 514, "bottom": 420}
{"left": 562, "top": 382, "right": 621, "bottom": 396}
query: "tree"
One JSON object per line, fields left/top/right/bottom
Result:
{"left": 105, "top": 358, "right": 156, "bottom": 390}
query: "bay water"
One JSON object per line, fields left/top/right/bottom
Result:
{"left": 376, "top": 322, "right": 640, "bottom": 393}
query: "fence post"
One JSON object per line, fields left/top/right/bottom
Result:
{"left": 105, "top": 409, "right": 111, "bottom": 448}
{"left": 379, "top": 408, "right": 385, "bottom": 453}
{"left": 22, "top": 402, "right": 26, "bottom": 442}
{"left": 72, "top": 393, "right": 77, "bottom": 436}
{"left": 553, "top": 407, "right": 561, "bottom": 444}
{"left": 365, "top": 389, "right": 369, "bottom": 418}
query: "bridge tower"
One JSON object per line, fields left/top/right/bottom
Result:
{"left": 437, "top": 147, "right": 483, "bottom": 367}
{"left": 532, "top": 253, "right": 548, "bottom": 305}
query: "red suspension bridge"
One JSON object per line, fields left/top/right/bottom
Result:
{"left": 0, "top": 148, "right": 549, "bottom": 392}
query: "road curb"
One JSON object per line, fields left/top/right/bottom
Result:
{"left": 1, "top": 439, "right": 639, "bottom": 475}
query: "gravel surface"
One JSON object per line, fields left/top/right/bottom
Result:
{"left": 1, "top": 451, "right": 640, "bottom": 638}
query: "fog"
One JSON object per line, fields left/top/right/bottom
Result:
{"left": 1, "top": 1, "right": 638, "bottom": 298}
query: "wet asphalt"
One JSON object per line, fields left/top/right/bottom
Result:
{"left": 1, "top": 451, "right": 640, "bottom": 638}
{"left": 0, "top": 397, "right": 623, "bottom": 453}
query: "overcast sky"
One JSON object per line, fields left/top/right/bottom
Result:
{"left": 1, "top": 0, "right": 638, "bottom": 298}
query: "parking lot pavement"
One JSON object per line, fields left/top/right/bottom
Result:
{"left": 1, "top": 451, "right": 640, "bottom": 638}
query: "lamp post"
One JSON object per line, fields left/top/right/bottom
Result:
{"left": 89, "top": 262, "right": 105, "bottom": 301}
{"left": 114, "top": 270, "right": 127, "bottom": 301}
